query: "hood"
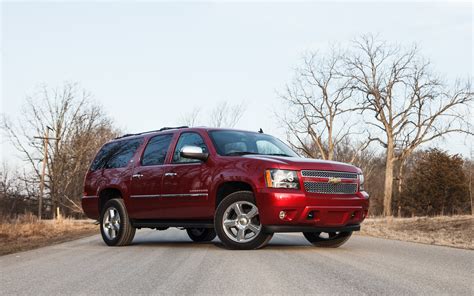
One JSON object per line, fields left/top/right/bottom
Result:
{"left": 243, "top": 155, "right": 360, "bottom": 173}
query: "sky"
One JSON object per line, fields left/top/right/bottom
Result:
{"left": 1, "top": 1, "right": 473, "bottom": 167}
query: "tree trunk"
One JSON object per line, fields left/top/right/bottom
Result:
{"left": 383, "top": 142, "right": 395, "bottom": 216}
{"left": 328, "top": 125, "right": 334, "bottom": 160}
{"left": 397, "top": 159, "right": 405, "bottom": 195}
{"left": 395, "top": 159, "right": 406, "bottom": 217}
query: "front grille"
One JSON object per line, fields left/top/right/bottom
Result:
{"left": 301, "top": 170, "right": 357, "bottom": 179}
{"left": 304, "top": 182, "right": 358, "bottom": 194}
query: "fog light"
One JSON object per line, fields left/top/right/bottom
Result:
{"left": 279, "top": 211, "right": 286, "bottom": 220}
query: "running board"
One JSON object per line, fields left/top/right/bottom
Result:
{"left": 131, "top": 219, "right": 214, "bottom": 229}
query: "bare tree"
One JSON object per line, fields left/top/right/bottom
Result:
{"left": 347, "top": 35, "right": 473, "bottom": 216}
{"left": 179, "top": 102, "right": 246, "bottom": 128}
{"left": 0, "top": 163, "right": 37, "bottom": 218}
{"left": 280, "top": 49, "right": 369, "bottom": 161}
{"left": 179, "top": 107, "right": 201, "bottom": 127}
{"left": 1, "top": 82, "right": 118, "bottom": 217}
{"left": 209, "top": 101, "right": 246, "bottom": 128}
{"left": 0, "top": 163, "right": 20, "bottom": 218}
{"left": 467, "top": 149, "right": 473, "bottom": 215}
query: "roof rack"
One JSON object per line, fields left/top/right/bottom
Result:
{"left": 114, "top": 126, "right": 189, "bottom": 139}
{"left": 159, "top": 126, "right": 189, "bottom": 131}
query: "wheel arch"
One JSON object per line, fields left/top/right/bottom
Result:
{"left": 98, "top": 187, "right": 123, "bottom": 215}
{"left": 214, "top": 180, "right": 256, "bottom": 209}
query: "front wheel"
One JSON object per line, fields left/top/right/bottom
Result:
{"left": 214, "top": 191, "right": 273, "bottom": 250}
{"left": 100, "top": 199, "right": 136, "bottom": 246}
{"left": 186, "top": 228, "right": 216, "bottom": 242}
{"left": 303, "top": 231, "right": 352, "bottom": 248}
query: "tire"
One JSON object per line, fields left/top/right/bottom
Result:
{"left": 186, "top": 228, "right": 217, "bottom": 242}
{"left": 303, "top": 231, "right": 352, "bottom": 248}
{"left": 214, "top": 191, "right": 273, "bottom": 250}
{"left": 100, "top": 198, "right": 136, "bottom": 246}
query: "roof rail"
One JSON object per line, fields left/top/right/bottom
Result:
{"left": 159, "top": 126, "right": 189, "bottom": 131}
{"left": 114, "top": 126, "right": 189, "bottom": 139}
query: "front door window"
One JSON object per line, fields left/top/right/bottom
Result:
{"left": 172, "top": 132, "right": 208, "bottom": 163}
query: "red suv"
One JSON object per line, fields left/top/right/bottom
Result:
{"left": 82, "top": 127, "right": 368, "bottom": 250}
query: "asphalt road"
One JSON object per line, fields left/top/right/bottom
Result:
{"left": 1, "top": 229, "right": 472, "bottom": 295}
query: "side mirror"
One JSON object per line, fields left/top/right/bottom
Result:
{"left": 180, "top": 145, "right": 209, "bottom": 161}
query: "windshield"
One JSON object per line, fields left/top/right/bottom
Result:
{"left": 209, "top": 130, "right": 299, "bottom": 157}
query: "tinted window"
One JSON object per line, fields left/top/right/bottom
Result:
{"left": 90, "top": 142, "right": 119, "bottom": 171}
{"left": 103, "top": 138, "right": 143, "bottom": 169}
{"left": 141, "top": 134, "right": 173, "bottom": 166}
{"left": 173, "top": 132, "right": 208, "bottom": 163}
{"left": 91, "top": 139, "right": 143, "bottom": 171}
{"left": 209, "top": 130, "right": 298, "bottom": 157}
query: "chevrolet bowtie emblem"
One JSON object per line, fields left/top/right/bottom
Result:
{"left": 328, "top": 177, "right": 342, "bottom": 184}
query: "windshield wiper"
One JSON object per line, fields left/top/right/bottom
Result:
{"left": 225, "top": 151, "right": 261, "bottom": 156}
{"left": 266, "top": 153, "right": 293, "bottom": 157}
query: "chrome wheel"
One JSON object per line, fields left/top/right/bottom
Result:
{"left": 222, "top": 201, "right": 261, "bottom": 243}
{"left": 103, "top": 207, "right": 121, "bottom": 240}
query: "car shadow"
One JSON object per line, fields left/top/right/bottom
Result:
{"left": 89, "top": 231, "right": 329, "bottom": 250}
{"left": 122, "top": 237, "right": 315, "bottom": 250}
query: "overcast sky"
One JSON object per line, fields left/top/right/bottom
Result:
{"left": 1, "top": 1, "right": 472, "bottom": 166}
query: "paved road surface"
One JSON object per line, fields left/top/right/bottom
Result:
{"left": 1, "top": 229, "right": 472, "bottom": 295}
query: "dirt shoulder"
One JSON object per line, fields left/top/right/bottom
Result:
{"left": 357, "top": 215, "right": 473, "bottom": 250}
{"left": 0, "top": 217, "right": 97, "bottom": 256}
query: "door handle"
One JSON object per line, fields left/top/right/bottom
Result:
{"left": 164, "top": 172, "right": 177, "bottom": 177}
{"left": 132, "top": 173, "right": 143, "bottom": 179}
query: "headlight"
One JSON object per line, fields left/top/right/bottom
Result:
{"left": 265, "top": 169, "right": 300, "bottom": 189}
{"left": 358, "top": 174, "right": 365, "bottom": 191}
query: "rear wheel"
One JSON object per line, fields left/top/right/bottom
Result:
{"left": 303, "top": 231, "right": 352, "bottom": 248}
{"left": 100, "top": 199, "right": 136, "bottom": 246}
{"left": 215, "top": 191, "right": 273, "bottom": 250}
{"left": 186, "top": 228, "right": 216, "bottom": 242}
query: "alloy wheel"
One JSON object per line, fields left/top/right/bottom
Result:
{"left": 102, "top": 206, "right": 121, "bottom": 240}
{"left": 222, "top": 201, "right": 261, "bottom": 243}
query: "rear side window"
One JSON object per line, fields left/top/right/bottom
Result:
{"left": 141, "top": 134, "right": 173, "bottom": 166}
{"left": 90, "top": 138, "right": 143, "bottom": 171}
{"left": 90, "top": 142, "right": 118, "bottom": 171}
{"left": 105, "top": 139, "right": 143, "bottom": 169}
{"left": 172, "top": 132, "right": 208, "bottom": 163}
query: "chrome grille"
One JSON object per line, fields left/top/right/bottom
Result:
{"left": 301, "top": 170, "right": 357, "bottom": 179}
{"left": 304, "top": 182, "right": 358, "bottom": 194}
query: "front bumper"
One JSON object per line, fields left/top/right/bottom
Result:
{"left": 256, "top": 188, "right": 369, "bottom": 231}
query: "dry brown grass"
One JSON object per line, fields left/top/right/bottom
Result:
{"left": 0, "top": 214, "right": 97, "bottom": 256}
{"left": 358, "top": 215, "right": 473, "bottom": 250}
{"left": 1, "top": 214, "right": 472, "bottom": 255}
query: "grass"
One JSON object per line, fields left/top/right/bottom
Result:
{"left": 358, "top": 215, "right": 473, "bottom": 250}
{"left": 0, "top": 214, "right": 97, "bottom": 256}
